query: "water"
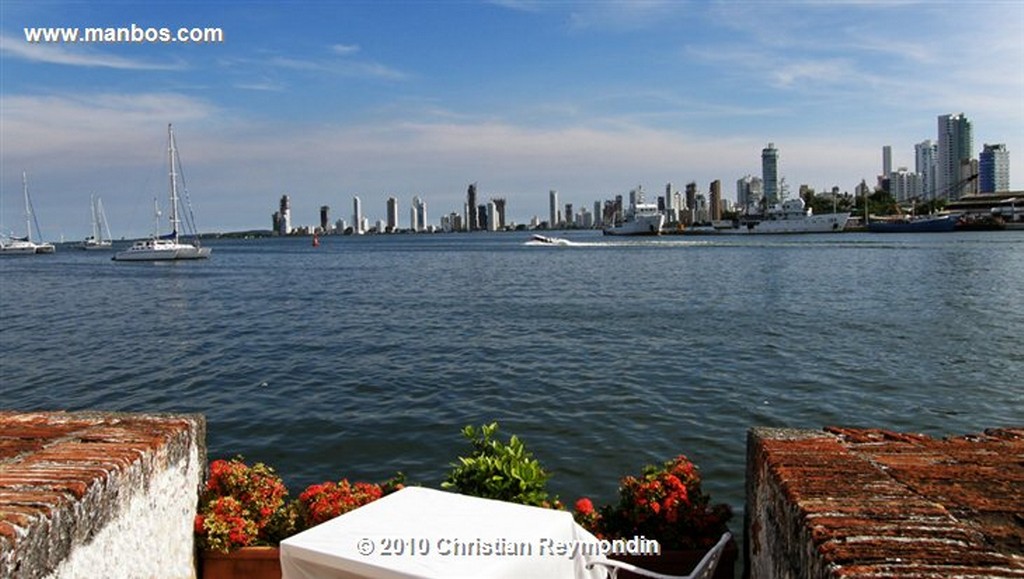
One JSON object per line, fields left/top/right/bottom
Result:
{"left": 2, "top": 231, "right": 1022, "bottom": 533}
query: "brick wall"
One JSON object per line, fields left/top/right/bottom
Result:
{"left": 746, "top": 426, "right": 1024, "bottom": 578}
{"left": 0, "top": 411, "right": 205, "bottom": 578}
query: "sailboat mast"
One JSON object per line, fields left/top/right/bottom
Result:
{"left": 22, "top": 171, "right": 32, "bottom": 243}
{"left": 168, "top": 123, "right": 181, "bottom": 242}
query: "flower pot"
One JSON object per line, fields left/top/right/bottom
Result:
{"left": 612, "top": 537, "right": 738, "bottom": 579}
{"left": 200, "top": 546, "right": 281, "bottom": 579}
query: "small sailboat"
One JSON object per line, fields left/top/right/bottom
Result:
{"left": 0, "top": 172, "right": 55, "bottom": 255}
{"left": 79, "top": 194, "right": 114, "bottom": 250}
{"left": 113, "top": 124, "right": 211, "bottom": 261}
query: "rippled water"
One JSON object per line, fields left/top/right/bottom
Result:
{"left": 3, "top": 231, "right": 1022, "bottom": 529}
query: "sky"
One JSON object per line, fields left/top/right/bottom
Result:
{"left": 1, "top": 1, "right": 1022, "bottom": 239}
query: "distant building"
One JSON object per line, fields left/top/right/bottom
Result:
{"left": 737, "top": 175, "right": 763, "bottom": 212}
{"left": 549, "top": 190, "right": 559, "bottom": 228}
{"left": 937, "top": 113, "right": 973, "bottom": 199}
{"left": 593, "top": 200, "right": 602, "bottom": 227}
{"left": 492, "top": 197, "right": 507, "bottom": 229}
{"left": 386, "top": 196, "right": 399, "bottom": 232}
{"left": 882, "top": 145, "right": 892, "bottom": 177}
{"left": 319, "top": 205, "right": 330, "bottom": 233}
{"left": 467, "top": 183, "right": 479, "bottom": 231}
{"left": 762, "top": 143, "right": 779, "bottom": 204}
{"left": 709, "top": 180, "right": 722, "bottom": 221}
{"left": 889, "top": 168, "right": 922, "bottom": 202}
{"left": 979, "top": 144, "right": 1010, "bottom": 193}
{"left": 564, "top": 203, "right": 573, "bottom": 227}
{"left": 352, "top": 195, "right": 363, "bottom": 235}
{"left": 277, "top": 194, "right": 291, "bottom": 236}
{"left": 915, "top": 140, "right": 938, "bottom": 200}
{"left": 411, "top": 196, "right": 427, "bottom": 232}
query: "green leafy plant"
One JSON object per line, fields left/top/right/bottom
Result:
{"left": 442, "top": 422, "right": 558, "bottom": 508}
{"left": 573, "top": 455, "right": 732, "bottom": 550}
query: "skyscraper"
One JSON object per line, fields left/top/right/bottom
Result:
{"left": 979, "top": 144, "right": 1010, "bottom": 193}
{"left": 278, "top": 194, "right": 291, "bottom": 236}
{"left": 386, "top": 196, "right": 399, "bottom": 232}
{"left": 762, "top": 143, "right": 779, "bottom": 204}
{"left": 492, "top": 197, "right": 507, "bottom": 229}
{"left": 319, "top": 205, "right": 330, "bottom": 232}
{"left": 709, "top": 180, "right": 722, "bottom": 221}
{"left": 915, "top": 140, "right": 938, "bottom": 200}
{"left": 467, "top": 183, "right": 479, "bottom": 231}
{"left": 937, "top": 113, "right": 973, "bottom": 200}
{"left": 549, "top": 189, "right": 559, "bottom": 228}
{"left": 411, "top": 196, "right": 427, "bottom": 232}
{"left": 882, "top": 146, "right": 892, "bottom": 177}
{"left": 352, "top": 195, "right": 363, "bottom": 235}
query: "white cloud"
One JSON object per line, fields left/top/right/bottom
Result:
{"left": 0, "top": 34, "right": 184, "bottom": 70}
{"left": 331, "top": 43, "right": 361, "bottom": 55}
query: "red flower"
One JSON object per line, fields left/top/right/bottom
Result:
{"left": 575, "top": 497, "right": 595, "bottom": 516}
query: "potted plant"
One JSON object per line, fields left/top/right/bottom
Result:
{"left": 195, "top": 457, "right": 297, "bottom": 579}
{"left": 441, "top": 422, "right": 561, "bottom": 508}
{"left": 296, "top": 473, "right": 405, "bottom": 529}
{"left": 573, "top": 455, "right": 735, "bottom": 579}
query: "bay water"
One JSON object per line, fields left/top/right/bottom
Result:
{"left": 2, "top": 230, "right": 1022, "bottom": 531}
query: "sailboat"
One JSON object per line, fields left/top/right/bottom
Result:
{"left": 113, "top": 124, "right": 211, "bottom": 261}
{"left": 0, "top": 172, "right": 55, "bottom": 255}
{"left": 79, "top": 194, "right": 114, "bottom": 250}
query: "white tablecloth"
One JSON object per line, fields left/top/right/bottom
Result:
{"left": 280, "top": 487, "right": 609, "bottom": 579}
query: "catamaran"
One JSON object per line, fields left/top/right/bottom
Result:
{"left": 113, "top": 124, "right": 211, "bottom": 261}
{"left": 79, "top": 194, "right": 114, "bottom": 250}
{"left": 0, "top": 172, "right": 55, "bottom": 255}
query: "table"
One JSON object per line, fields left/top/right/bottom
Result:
{"left": 280, "top": 487, "right": 610, "bottom": 578}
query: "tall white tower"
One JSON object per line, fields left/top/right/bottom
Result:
{"left": 352, "top": 195, "right": 363, "bottom": 235}
{"left": 549, "top": 190, "right": 559, "bottom": 228}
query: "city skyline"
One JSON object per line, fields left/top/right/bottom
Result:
{"left": 2, "top": 2, "right": 1022, "bottom": 239}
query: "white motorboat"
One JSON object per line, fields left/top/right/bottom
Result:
{"left": 603, "top": 186, "right": 665, "bottom": 236}
{"left": 79, "top": 194, "right": 113, "bottom": 250}
{"left": 114, "top": 124, "right": 211, "bottom": 262}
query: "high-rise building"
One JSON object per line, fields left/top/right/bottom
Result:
{"left": 762, "top": 143, "right": 779, "bottom": 204}
{"left": 937, "top": 113, "right": 973, "bottom": 200}
{"left": 549, "top": 190, "right": 559, "bottom": 228}
{"left": 467, "top": 183, "right": 479, "bottom": 231}
{"left": 564, "top": 203, "right": 573, "bottom": 227}
{"left": 492, "top": 198, "right": 507, "bottom": 229}
{"left": 593, "top": 200, "right": 602, "bottom": 227}
{"left": 386, "top": 196, "right": 399, "bottom": 232}
{"left": 889, "top": 168, "right": 922, "bottom": 202}
{"left": 709, "top": 180, "right": 722, "bottom": 221}
{"left": 278, "top": 194, "right": 291, "bottom": 236}
{"left": 915, "top": 140, "right": 938, "bottom": 199}
{"left": 319, "top": 205, "right": 330, "bottom": 232}
{"left": 410, "top": 196, "right": 427, "bottom": 232}
{"left": 882, "top": 146, "right": 892, "bottom": 177}
{"left": 352, "top": 195, "right": 363, "bottom": 235}
{"left": 979, "top": 144, "right": 1010, "bottom": 193}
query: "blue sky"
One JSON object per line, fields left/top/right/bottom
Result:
{"left": 2, "top": 1, "right": 1022, "bottom": 238}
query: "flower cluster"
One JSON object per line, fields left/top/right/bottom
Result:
{"left": 573, "top": 455, "right": 732, "bottom": 550}
{"left": 195, "top": 457, "right": 295, "bottom": 553}
{"left": 298, "top": 480, "right": 385, "bottom": 527}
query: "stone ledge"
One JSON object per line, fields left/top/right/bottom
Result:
{"left": 0, "top": 411, "right": 205, "bottom": 578}
{"left": 746, "top": 426, "right": 1024, "bottom": 578}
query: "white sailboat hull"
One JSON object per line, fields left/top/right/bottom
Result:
{"left": 113, "top": 239, "right": 211, "bottom": 261}
{"left": 0, "top": 240, "right": 41, "bottom": 255}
